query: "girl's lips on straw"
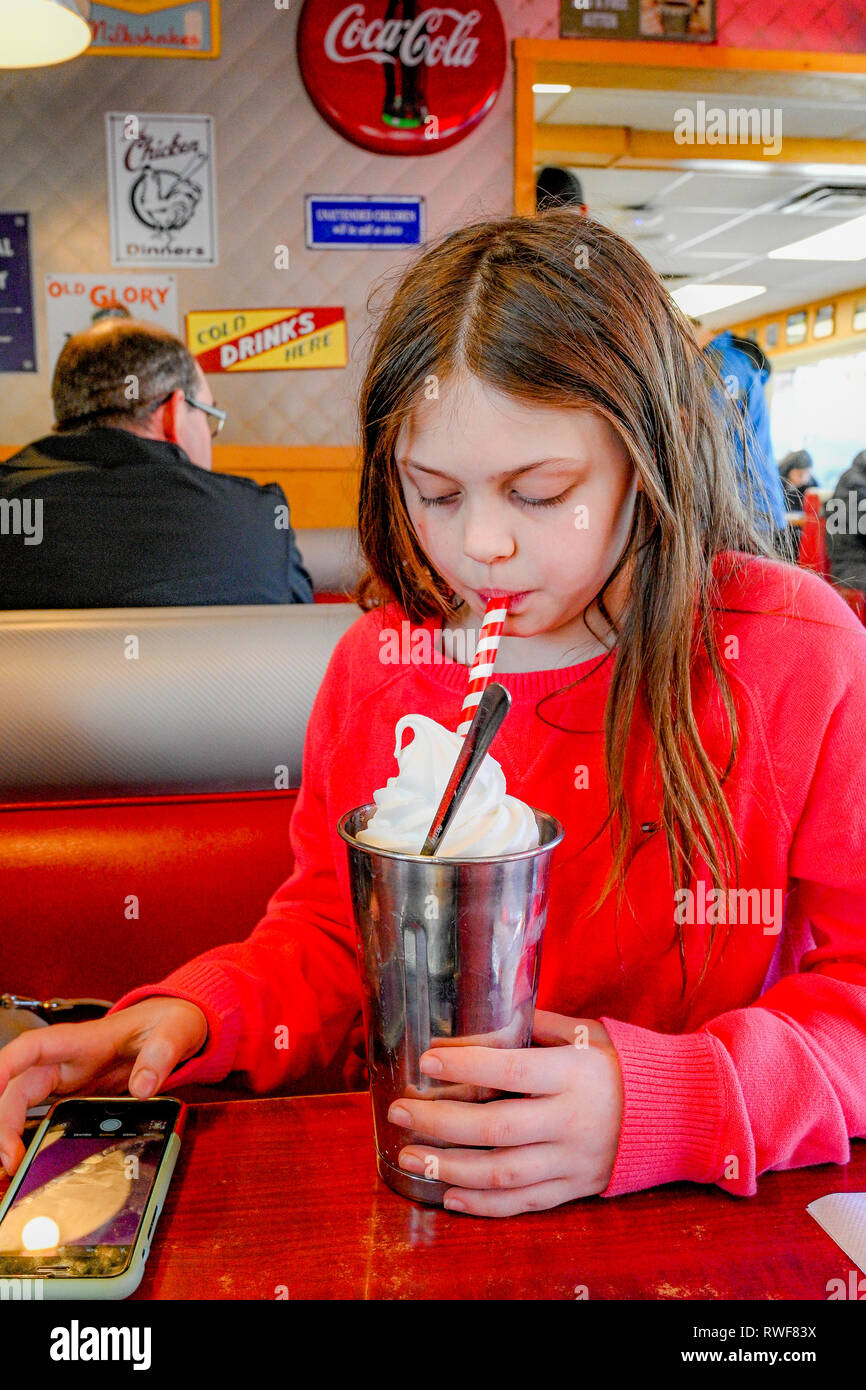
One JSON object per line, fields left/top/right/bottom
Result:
{"left": 477, "top": 589, "right": 532, "bottom": 610}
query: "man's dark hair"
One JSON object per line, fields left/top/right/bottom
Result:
{"left": 729, "top": 333, "right": 771, "bottom": 377}
{"left": 52, "top": 320, "right": 199, "bottom": 433}
{"left": 536, "top": 166, "right": 585, "bottom": 210}
{"left": 779, "top": 449, "right": 814, "bottom": 478}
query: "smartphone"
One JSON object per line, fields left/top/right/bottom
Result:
{"left": 0, "top": 1096, "right": 186, "bottom": 1299}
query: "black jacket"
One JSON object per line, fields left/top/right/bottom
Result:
{"left": 0, "top": 428, "right": 314, "bottom": 608}
{"left": 780, "top": 473, "right": 817, "bottom": 513}
{"left": 826, "top": 452, "right": 866, "bottom": 594}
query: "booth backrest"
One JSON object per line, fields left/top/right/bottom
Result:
{"left": 0, "top": 603, "right": 360, "bottom": 801}
{"left": 294, "top": 527, "right": 364, "bottom": 598}
{"left": 0, "top": 602, "right": 361, "bottom": 1012}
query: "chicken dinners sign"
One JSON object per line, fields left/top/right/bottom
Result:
{"left": 106, "top": 112, "right": 218, "bottom": 267}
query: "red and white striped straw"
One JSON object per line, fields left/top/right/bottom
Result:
{"left": 456, "top": 596, "right": 510, "bottom": 736}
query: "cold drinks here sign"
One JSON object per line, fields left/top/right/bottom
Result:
{"left": 296, "top": 1, "right": 506, "bottom": 155}
{"left": 186, "top": 307, "right": 348, "bottom": 371}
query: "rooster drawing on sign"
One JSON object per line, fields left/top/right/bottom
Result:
{"left": 130, "top": 153, "right": 206, "bottom": 248}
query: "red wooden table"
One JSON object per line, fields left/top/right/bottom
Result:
{"left": 7, "top": 1092, "right": 855, "bottom": 1301}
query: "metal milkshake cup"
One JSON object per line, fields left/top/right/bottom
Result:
{"left": 337, "top": 803, "right": 564, "bottom": 1205}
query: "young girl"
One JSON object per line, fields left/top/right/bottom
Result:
{"left": 2, "top": 212, "right": 865, "bottom": 1218}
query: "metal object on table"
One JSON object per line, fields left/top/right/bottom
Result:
{"left": 338, "top": 805, "right": 564, "bottom": 1206}
{"left": 0, "top": 994, "right": 114, "bottom": 1024}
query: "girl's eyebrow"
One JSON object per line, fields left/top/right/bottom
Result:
{"left": 398, "top": 457, "right": 585, "bottom": 481}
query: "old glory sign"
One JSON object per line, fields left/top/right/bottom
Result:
{"left": 296, "top": 1, "right": 506, "bottom": 155}
{"left": 187, "top": 307, "right": 347, "bottom": 372}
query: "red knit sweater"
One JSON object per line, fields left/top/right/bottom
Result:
{"left": 109, "top": 554, "right": 866, "bottom": 1198}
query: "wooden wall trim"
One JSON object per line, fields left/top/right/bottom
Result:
{"left": 513, "top": 38, "right": 866, "bottom": 77}
{"left": 728, "top": 284, "right": 866, "bottom": 362}
{"left": 211, "top": 444, "right": 359, "bottom": 473}
{"left": 0, "top": 443, "right": 361, "bottom": 529}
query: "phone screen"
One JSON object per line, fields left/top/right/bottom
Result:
{"left": 0, "top": 1098, "right": 181, "bottom": 1279}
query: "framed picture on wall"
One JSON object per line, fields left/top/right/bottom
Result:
{"left": 785, "top": 311, "right": 808, "bottom": 346}
{"left": 560, "top": 0, "right": 716, "bottom": 43}
{"left": 813, "top": 305, "right": 835, "bottom": 340}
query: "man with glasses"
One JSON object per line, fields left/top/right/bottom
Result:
{"left": 0, "top": 319, "right": 313, "bottom": 607}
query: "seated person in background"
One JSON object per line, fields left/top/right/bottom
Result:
{"left": 694, "top": 324, "right": 789, "bottom": 554}
{"left": 536, "top": 165, "right": 588, "bottom": 214}
{"left": 779, "top": 449, "right": 818, "bottom": 513}
{"left": 778, "top": 449, "right": 818, "bottom": 561}
{"left": 826, "top": 448, "right": 866, "bottom": 595}
{"left": 0, "top": 320, "right": 314, "bottom": 608}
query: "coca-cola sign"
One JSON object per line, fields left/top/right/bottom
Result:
{"left": 297, "top": 1, "right": 506, "bottom": 156}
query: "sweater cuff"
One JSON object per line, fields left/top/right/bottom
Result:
{"left": 107, "top": 960, "right": 244, "bottom": 1089}
{"left": 598, "top": 1016, "right": 728, "bottom": 1197}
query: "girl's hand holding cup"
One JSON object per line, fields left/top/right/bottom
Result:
{"left": 387, "top": 1011, "right": 624, "bottom": 1217}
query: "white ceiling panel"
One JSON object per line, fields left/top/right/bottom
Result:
{"left": 654, "top": 171, "right": 816, "bottom": 211}
{"left": 539, "top": 86, "right": 866, "bottom": 142}
{"left": 535, "top": 159, "right": 866, "bottom": 328}
{"left": 533, "top": 73, "right": 866, "bottom": 329}
{"left": 691, "top": 211, "right": 859, "bottom": 257}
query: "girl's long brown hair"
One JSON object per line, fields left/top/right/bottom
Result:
{"left": 354, "top": 211, "right": 778, "bottom": 995}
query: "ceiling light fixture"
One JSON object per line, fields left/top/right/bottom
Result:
{"left": 768, "top": 214, "right": 866, "bottom": 261}
{"left": 0, "top": 0, "right": 90, "bottom": 69}
{"left": 672, "top": 283, "right": 766, "bottom": 315}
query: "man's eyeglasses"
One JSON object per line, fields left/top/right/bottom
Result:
{"left": 149, "top": 391, "right": 227, "bottom": 437}
{"left": 183, "top": 393, "right": 227, "bottom": 437}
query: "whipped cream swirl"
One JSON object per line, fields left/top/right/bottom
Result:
{"left": 356, "top": 713, "right": 539, "bottom": 858}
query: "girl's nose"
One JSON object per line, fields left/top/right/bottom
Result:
{"left": 461, "top": 504, "right": 517, "bottom": 566}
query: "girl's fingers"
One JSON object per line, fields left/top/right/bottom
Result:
{"left": 127, "top": 1030, "right": 187, "bottom": 1098}
{"left": 0, "top": 1014, "right": 154, "bottom": 1174}
{"left": 0, "top": 1017, "right": 126, "bottom": 1100}
{"left": 389, "top": 1093, "right": 562, "bottom": 1147}
{"left": 418, "top": 1040, "right": 579, "bottom": 1095}
{"left": 442, "top": 1176, "right": 585, "bottom": 1219}
{"left": 0, "top": 1065, "right": 64, "bottom": 1173}
{"left": 0, "top": 1028, "right": 69, "bottom": 1099}
{"left": 87, "top": 1064, "right": 137, "bottom": 1095}
{"left": 399, "top": 1140, "right": 568, "bottom": 1192}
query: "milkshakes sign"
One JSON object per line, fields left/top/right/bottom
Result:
{"left": 83, "top": 0, "right": 220, "bottom": 57}
{"left": 296, "top": 1, "right": 506, "bottom": 155}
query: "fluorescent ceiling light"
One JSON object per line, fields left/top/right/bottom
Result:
{"left": 0, "top": 0, "right": 90, "bottom": 69}
{"left": 672, "top": 283, "right": 766, "bottom": 315}
{"left": 768, "top": 215, "right": 866, "bottom": 261}
{"left": 533, "top": 83, "right": 572, "bottom": 94}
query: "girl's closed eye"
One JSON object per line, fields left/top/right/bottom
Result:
{"left": 417, "top": 488, "right": 573, "bottom": 510}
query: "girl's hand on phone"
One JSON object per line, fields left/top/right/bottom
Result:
{"left": 388, "top": 1010, "right": 624, "bottom": 1217}
{"left": 0, "top": 998, "right": 208, "bottom": 1178}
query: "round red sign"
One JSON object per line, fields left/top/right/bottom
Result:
{"left": 296, "top": 1, "right": 507, "bottom": 157}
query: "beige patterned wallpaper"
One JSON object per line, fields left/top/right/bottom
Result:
{"left": 0, "top": 0, "right": 557, "bottom": 450}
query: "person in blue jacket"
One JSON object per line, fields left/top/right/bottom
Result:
{"left": 695, "top": 325, "right": 789, "bottom": 551}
